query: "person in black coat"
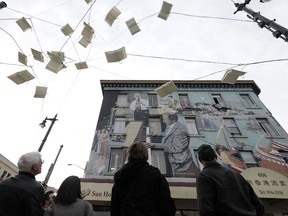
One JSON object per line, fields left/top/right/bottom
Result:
{"left": 196, "top": 144, "right": 265, "bottom": 216}
{"left": 0, "top": 151, "right": 45, "bottom": 216}
{"left": 111, "top": 142, "right": 176, "bottom": 216}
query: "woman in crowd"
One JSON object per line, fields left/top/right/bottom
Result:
{"left": 44, "top": 175, "right": 94, "bottom": 216}
{"left": 111, "top": 142, "right": 176, "bottom": 216}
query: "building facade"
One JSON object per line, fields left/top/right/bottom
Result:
{"left": 81, "top": 80, "right": 288, "bottom": 215}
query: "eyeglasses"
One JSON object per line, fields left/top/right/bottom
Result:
{"left": 40, "top": 159, "right": 45, "bottom": 164}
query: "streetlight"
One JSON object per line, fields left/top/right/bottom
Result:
{"left": 0, "top": 1, "right": 7, "bottom": 10}
{"left": 42, "top": 145, "right": 63, "bottom": 189}
{"left": 67, "top": 163, "right": 85, "bottom": 170}
{"left": 38, "top": 114, "right": 58, "bottom": 152}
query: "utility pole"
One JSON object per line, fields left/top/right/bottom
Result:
{"left": 43, "top": 145, "right": 63, "bottom": 190}
{"left": 234, "top": 0, "right": 288, "bottom": 42}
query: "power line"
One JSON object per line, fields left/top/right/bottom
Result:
{"left": 171, "top": 12, "right": 253, "bottom": 23}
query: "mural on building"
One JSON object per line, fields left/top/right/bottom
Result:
{"left": 85, "top": 90, "right": 288, "bottom": 178}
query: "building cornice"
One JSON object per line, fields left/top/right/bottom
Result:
{"left": 100, "top": 80, "right": 261, "bottom": 95}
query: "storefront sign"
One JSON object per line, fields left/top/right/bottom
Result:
{"left": 81, "top": 182, "right": 113, "bottom": 201}
{"left": 241, "top": 167, "right": 288, "bottom": 199}
{"left": 81, "top": 182, "right": 197, "bottom": 201}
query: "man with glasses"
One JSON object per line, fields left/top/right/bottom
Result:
{"left": 0, "top": 151, "right": 45, "bottom": 216}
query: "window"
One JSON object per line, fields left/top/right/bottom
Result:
{"left": 185, "top": 118, "right": 199, "bottom": 135}
{"left": 239, "top": 151, "right": 258, "bottom": 168}
{"left": 179, "top": 94, "right": 191, "bottom": 108}
{"left": 140, "top": 127, "right": 147, "bottom": 142}
{"left": 151, "top": 149, "right": 167, "bottom": 174}
{"left": 113, "top": 117, "right": 126, "bottom": 134}
{"left": 256, "top": 118, "right": 279, "bottom": 137}
{"left": 223, "top": 118, "right": 241, "bottom": 135}
{"left": 240, "top": 94, "right": 257, "bottom": 108}
{"left": 279, "top": 151, "right": 288, "bottom": 163}
{"left": 148, "top": 94, "right": 158, "bottom": 107}
{"left": 116, "top": 93, "right": 128, "bottom": 107}
{"left": 149, "top": 118, "right": 162, "bottom": 135}
{"left": 193, "top": 149, "right": 203, "bottom": 170}
{"left": 1, "top": 171, "right": 7, "bottom": 179}
{"left": 212, "top": 94, "right": 226, "bottom": 107}
{"left": 108, "top": 148, "right": 125, "bottom": 172}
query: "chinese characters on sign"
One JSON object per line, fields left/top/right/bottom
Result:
{"left": 241, "top": 167, "right": 288, "bottom": 199}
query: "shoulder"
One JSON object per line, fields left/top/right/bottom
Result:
{"left": 143, "top": 165, "right": 164, "bottom": 178}
{"left": 174, "top": 122, "right": 187, "bottom": 131}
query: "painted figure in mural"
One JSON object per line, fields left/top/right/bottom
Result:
{"left": 147, "top": 111, "right": 196, "bottom": 177}
{"left": 167, "top": 95, "right": 180, "bottom": 109}
{"left": 196, "top": 144, "right": 265, "bottom": 216}
{"left": 111, "top": 142, "right": 176, "bottom": 216}
{"left": 0, "top": 151, "right": 45, "bottom": 216}
{"left": 129, "top": 92, "right": 148, "bottom": 111}
{"left": 96, "top": 129, "right": 110, "bottom": 158}
{"left": 161, "top": 111, "right": 196, "bottom": 177}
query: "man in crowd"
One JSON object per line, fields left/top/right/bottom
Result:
{"left": 0, "top": 151, "right": 45, "bottom": 216}
{"left": 196, "top": 144, "right": 264, "bottom": 216}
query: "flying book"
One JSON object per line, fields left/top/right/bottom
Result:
{"left": 8, "top": 70, "right": 35, "bottom": 85}
{"left": 105, "top": 6, "right": 121, "bottom": 26}
{"left": 126, "top": 17, "right": 141, "bottom": 35}
{"left": 34, "top": 86, "right": 48, "bottom": 98}
{"left": 105, "top": 47, "right": 127, "bottom": 63}
{"left": 154, "top": 80, "right": 178, "bottom": 98}
{"left": 221, "top": 69, "right": 246, "bottom": 85}
{"left": 158, "top": 1, "right": 173, "bottom": 21}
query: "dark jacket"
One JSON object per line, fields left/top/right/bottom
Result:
{"left": 111, "top": 160, "right": 175, "bottom": 216}
{"left": 0, "top": 172, "right": 44, "bottom": 216}
{"left": 196, "top": 161, "right": 264, "bottom": 216}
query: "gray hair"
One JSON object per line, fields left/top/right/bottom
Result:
{"left": 17, "top": 151, "right": 42, "bottom": 172}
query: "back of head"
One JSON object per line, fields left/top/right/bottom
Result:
{"left": 198, "top": 144, "right": 217, "bottom": 162}
{"left": 55, "top": 175, "right": 82, "bottom": 205}
{"left": 17, "top": 151, "right": 42, "bottom": 172}
{"left": 127, "top": 142, "right": 148, "bottom": 162}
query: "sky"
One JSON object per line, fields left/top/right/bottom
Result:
{"left": 0, "top": 0, "right": 288, "bottom": 188}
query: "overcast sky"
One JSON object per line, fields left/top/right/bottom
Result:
{"left": 0, "top": 0, "right": 288, "bottom": 188}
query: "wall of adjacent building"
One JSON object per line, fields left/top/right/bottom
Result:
{"left": 0, "top": 154, "right": 18, "bottom": 181}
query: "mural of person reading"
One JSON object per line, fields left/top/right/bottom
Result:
{"left": 129, "top": 92, "right": 149, "bottom": 126}
{"left": 129, "top": 92, "right": 148, "bottom": 111}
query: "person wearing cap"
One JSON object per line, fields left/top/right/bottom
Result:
{"left": 196, "top": 144, "right": 264, "bottom": 216}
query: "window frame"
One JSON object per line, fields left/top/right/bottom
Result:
{"left": 256, "top": 118, "right": 280, "bottom": 137}
{"left": 116, "top": 93, "right": 128, "bottom": 107}
{"left": 211, "top": 93, "right": 227, "bottom": 107}
{"left": 108, "top": 147, "right": 126, "bottom": 173}
{"left": 239, "top": 150, "right": 259, "bottom": 168}
{"left": 150, "top": 148, "right": 167, "bottom": 174}
{"left": 185, "top": 117, "right": 199, "bottom": 135}
{"left": 113, "top": 117, "right": 126, "bottom": 134}
{"left": 148, "top": 93, "right": 158, "bottom": 107}
{"left": 178, "top": 94, "right": 191, "bottom": 108}
{"left": 223, "top": 118, "right": 241, "bottom": 135}
{"left": 148, "top": 117, "right": 162, "bottom": 135}
{"left": 240, "top": 94, "right": 257, "bottom": 108}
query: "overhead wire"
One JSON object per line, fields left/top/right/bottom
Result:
{"left": 128, "top": 53, "right": 240, "bottom": 66}
{"left": 2, "top": 0, "right": 287, "bottom": 109}
{"left": 171, "top": 12, "right": 253, "bottom": 23}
